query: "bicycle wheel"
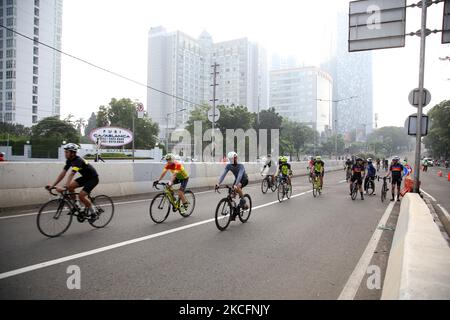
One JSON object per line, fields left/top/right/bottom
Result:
{"left": 278, "top": 183, "right": 285, "bottom": 202}
{"left": 149, "top": 193, "right": 170, "bottom": 223}
{"left": 271, "top": 179, "right": 278, "bottom": 192}
{"left": 89, "top": 195, "right": 115, "bottom": 228}
{"left": 239, "top": 194, "right": 252, "bottom": 223}
{"left": 312, "top": 182, "right": 317, "bottom": 198}
{"left": 179, "top": 190, "right": 196, "bottom": 217}
{"left": 37, "top": 199, "right": 73, "bottom": 238}
{"left": 215, "top": 198, "right": 232, "bottom": 231}
{"left": 381, "top": 185, "right": 386, "bottom": 202}
{"left": 351, "top": 183, "right": 358, "bottom": 200}
{"left": 261, "top": 178, "right": 269, "bottom": 194}
{"left": 286, "top": 182, "right": 293, "bottom": 199}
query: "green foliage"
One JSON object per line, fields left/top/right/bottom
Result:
{"left": 280, "top": 119, "right": 316, "bottom": 160}
{"left": 93, "top": 98, "right": 160, "bottom": 149}
{"left": 320, "top": 134, "right": 345, "bottom": 157}
{"left": 30, "top": 116, "right": 80, "bottom": 158}
{"left": 84, "top": 112, "right": 97, "bottom": 136}
{"left": 423, "top": 100, "right": 450, "bottom": 159}
{"left": 367, "top": 126, "right": 412, "bottom": 157}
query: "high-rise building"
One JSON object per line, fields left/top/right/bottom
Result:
{"left": 147, "top": 27, "right": 268, "bottom": 139}
{"left": 270, "top": 66, "right": 333, "bottom": 133}
{"left": 322, "top": 12, "right": 374, "bottom": 139}
{"left": 0, "top": 0, "right": 63, "bottom": 127}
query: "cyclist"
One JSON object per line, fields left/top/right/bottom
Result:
{"left": 277, "top": 156, "right": 293, "bottom": 189}
{"left": 350, "top": 157, "right": 366, "bottom": 200}
{"left": 376, "top": 158, "right": 381, "bottom": 172}
{"left": 216, "top": 152, "right": 249, "bottom": 216}
{"left": 154, "top": 154, "right": 190, "bottom": 214}
{"left": 312, "top": 156, "right": 325, "bottom": 188}
{"left": 308, "top": 156, "right": 315, "bottom": 181}
{"left": 386, "top": 156, "right": 404, "bottom": 202}
{"left": 261, "top": 154, "right": 277, "bottom": 187}
{"left": 364, "top": 158, "right": 377, "bottom": 195}
{"left": 345, "top": 157, "right": 353, "bottom": 181}
{"left": 383, "top": 158, "right": 389, "bottom": 171}
{"left": 46, "top": 143, "right": 99, "bottom": 221}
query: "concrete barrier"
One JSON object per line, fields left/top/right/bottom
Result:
{"left": 381, "top": 193, "right": 450, "bottom": 300}
{"left": 0, "top": 160, "right": 344, "bottom": 208}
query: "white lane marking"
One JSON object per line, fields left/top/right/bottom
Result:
{"left": 437, "top": 204, "right": 450, "bottom": 219}
{"left": 420, "top": 189, "right": 437, "bottom": 202}
{"left": 338, "top": 201, "right": 396, "bottom": 300}
{"left": 339, "top": 180, "right": 347, "bottom": 184}
{"left": 0, "top": 189, "right": 312, "bottom": 280}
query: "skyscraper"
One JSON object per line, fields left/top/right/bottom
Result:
{"left": 322, "top": 11, "right": 374, "bottom": 139}
{"left": 147, "top": 27, "right": 268, "bottom": 139}
{"left": 0, "top": 0, "right": 63, "bottom": 127}
{"left": 270, "top": 66, "right": 333, "bottom": 133}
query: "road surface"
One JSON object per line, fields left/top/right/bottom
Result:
{"left": 0, "top": 169, "right": 407, "bottom": 300}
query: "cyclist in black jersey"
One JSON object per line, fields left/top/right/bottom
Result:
{"left": 46, "top": 143, "right": 100, "bottom": 219}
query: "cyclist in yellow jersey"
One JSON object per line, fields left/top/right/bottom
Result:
{"left": 312, "top": 156, "right": 325, "bottom": 188}
{"left": 154, "top": 154, "right": 190, "bottom": 213}
{"left": 277, "top": 156, "right": 292, "bottom": 188}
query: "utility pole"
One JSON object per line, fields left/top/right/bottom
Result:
{"left": 210, "top": 63, "right": 219, "bottom": 160}
{"left": 413, "top": 0, "right": 428, "bottom": 193}
{"left": 132, "top": 111, "right": 135, "bottom": 163}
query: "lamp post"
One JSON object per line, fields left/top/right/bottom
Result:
{"left": 165, "top": 108, "right": 186, "bottom": 155}
{"left": 316, "top": 96, "right": 358, "bottom": 159}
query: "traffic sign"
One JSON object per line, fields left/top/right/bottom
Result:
{"left": 405, "top": 114, "right": 429, "bottom": 136}
{"left": 408, "top": 88, "right": 431, "bottom": 107}
{"left": 136, "top": 103, "right": 145, "bottom": 119}
{"left": 349, "top": 0, "right": 407, "bottom": 52}
{"left": 207, "top": 108, "right": 220, "bottom": 123}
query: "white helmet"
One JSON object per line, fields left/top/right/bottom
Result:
{"left": 227, "top": 151, "right": 238, "bottom": 161}
{"left": 63, "top": 143, "right": 80, "bottom": 152}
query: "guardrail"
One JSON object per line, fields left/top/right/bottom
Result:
{"left": 381, "top": 193, "right": 450, "bottom": 300}
{"left": 0, "top": 161, "right": 344, "bottom": 208}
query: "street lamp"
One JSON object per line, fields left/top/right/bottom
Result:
{"left": 316, "top": 96, "right": 358, "bottom": 159}
{"left": 165, "top": 108, "right": 186, "bottom": 154}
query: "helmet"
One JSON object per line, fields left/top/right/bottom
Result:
{"left": 165, "top": 153, "right": 175, "bottom": 161}
{"left": 356, "top": 157, "right": 363, "bottom": 162}
{"left": 310, "top": 156, "right": 314, "bottom": 160}
{"left": 393, "top": 156, "right": 400, "bottom": 161}
{"left": 63, "top": 143, "right": 80, "bottom": 152}
{"left": 315, "top": 156, "right": 321, "bottom": 161}
{"left": 267, "top": 154, "right": 272, "bottom": 158}
{"left": 227, "top": 151, "right": 238, "bottom": 161}
{"left": 367, "top": 158, "right": 372, "bottom": 163}
{"left": 281, "top": 156, "right": 288, "bottom": 163}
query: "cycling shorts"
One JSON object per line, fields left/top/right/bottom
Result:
{"left": 173, "top": 178, "right": 189, "bottom": 191}
{"left": 234, "top": 177, "right": 249, "bottom": 188}
{"left": 351, "top": 175, "right": 363, "bottom": 185}
{"left": 75, "top": 176, "right": 99, "bottom": 194}
{"left": 391, "top": 176, "right": 402, "bottom": 187}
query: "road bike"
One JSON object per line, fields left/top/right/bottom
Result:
{"left": 278, "top": 175, "right": 292, "bottom": 202}
{"left": 364, "top": 176, "right": 376, "bottom": 196}
{"left": 312, "top": 174, "right": 322, "bottom": 198}
{"left": 37, "top": 187, "right": 114, "bottom": 238}
{"left": 214, "top": 185, "right": 252, "bottom": 231}
{"left": 261, "top": 174, "right": 278, "bottom": 194}
{"left": 378, "top": 176, "right": 391, "bottom": 203}
{"left": 350, "top": 178, "right": 363, "bottom": 201}
{"left": 149, "top": 182, "right": 196, "bottom": 223}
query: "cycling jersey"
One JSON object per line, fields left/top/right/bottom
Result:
{"left": 345, "top": 160, "right": 353, "bottom": 169}
{"left": 367, "top": 163, "right": 376, "bottom": 177}
{"left": 164, "top": 161, "right": 189, "bottom": 180}
{"left": 313, "top": 160, "right": 325, "bottom": 173}
{"left": 64, "top": 156, "right": 98, "bottom": 179}
{"left": 390, "top": 163, "right": 404, "bottom": 179}
{"left": 219, "top": 163, "right": 248, "bottom": 186}
{"left": 352, "top": 164, "right": 365, "bottom": 176}
{"left": 279, "top": 163, "right": 291, "bottom": 176}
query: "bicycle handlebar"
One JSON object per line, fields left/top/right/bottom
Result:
{"left": 153, "top": 182, "right": 168, "bottom": 190}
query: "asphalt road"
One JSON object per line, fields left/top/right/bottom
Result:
{"left": 0, "top": 170, "right": 401, "bottom": 300}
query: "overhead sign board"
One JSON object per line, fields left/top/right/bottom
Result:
{"left": 443, "top": 0, "right": 450, "bottom": 44}
{"left": 408, "top": 88, "right": 432, "bottom": 108}
{"left": 405, "top": 114, "right": 429, "bottom": 136}
{"left": 89, "top": 127, "right": 134, "bottom": 147}
{"left": 349, "top": 0, "right": 407, "bottom": 52}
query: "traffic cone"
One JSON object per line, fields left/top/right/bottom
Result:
{"left": 448, "top": 172, "right": 450, "bottom": 181}
{"left": 438, "top": 171, "right": 443, "bottom": 177}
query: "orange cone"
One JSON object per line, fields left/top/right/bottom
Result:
{"left": 438, "top": 171, "right": 443, "bottom": 177}
{"left": 448, "top": 172, "right": 450, "bottom": 181}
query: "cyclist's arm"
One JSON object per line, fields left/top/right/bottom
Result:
{"left": 158, "top": 168, "right": 168, "bottom": 181}
{"left": 218, "top": 166, "right": 230, "bottom": 185}
{"left": 65, "top": 171, "right": 76, "bottom": 188}
{"left": 235, "top": 165, "right": 245, "bottom": 186}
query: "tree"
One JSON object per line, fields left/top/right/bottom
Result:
{"left": 280, "top": 119, "right": 316, "bottom": 160}
{"left": 84, "top": 112, "right": 97, "bottom": 137}
{"left": 74, "top": 118, "right": 86, "bottom": 135}
{"left": 30, "top": 116, "right": 80, "bottom": 158}
{"left": 423, "top": 100, "right": 450, "bottom": 159}
{"left": 321, "top": 134, "right": 345, "bottom": 157}
{"left": 367, "top": 126, "right": 412, "bottom": 157}
{"left": 0, "top": 122, "right": 32, "bottom": 136}
{"left": 94, "top": 98, "right": 160, "bottom": 149}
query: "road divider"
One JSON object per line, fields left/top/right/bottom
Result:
{"left": 0, "top": 161, "right": 344, "bottom": 208}
{"left": 381, "top": 193, "right": 450, "bottom": 300}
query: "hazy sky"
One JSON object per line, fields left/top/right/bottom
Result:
{"left": 59, "top": 0, "right": 449, "bottom": 128}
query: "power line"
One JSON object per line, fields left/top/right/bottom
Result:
{"left": 0, "top": 24, "right": 202, "bottom": 108}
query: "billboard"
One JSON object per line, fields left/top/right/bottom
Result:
{"left": 443, "top": 0, "right": 450, "bottom": 44}
{"left": 89, "top": 127, "right": 134, "bottom": 147}
{"left": 349, "top": 0, "right": 407, "bottom": 52}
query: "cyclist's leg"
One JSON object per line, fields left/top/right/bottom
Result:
{"left": 178, "top": 179, "right": 189, "bottom": 205}
{"left": 78, "top": 177, "right": 99, "bottom": 211}
{"left": 68, "top": 178, "right": 82, "bottom": 201}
